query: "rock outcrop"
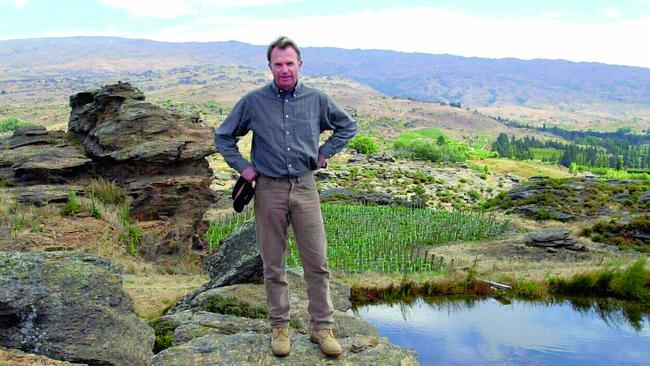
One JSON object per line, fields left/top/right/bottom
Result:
{"left": 502, "top": 177, "right": 650, "bottom": 221}
{"left": 68, "top": 82, "right": 216, "bottom": 253}
{"left": 0, "top": 82, "right": 217, "bottom": 256}
{"left": 158, "top": 270, "right": 415, "bottom": 365}
{"left": 0, "top": 125, "right": 90, "bottom": 185}
{"left": 0, "top": 251, "right": 154, "bottom": 366}
{"left": 525, "top": 229, "right": 587, "bottom": 252}
{"left": 161, "top": 220, "right": 418, "bottom": 365}
{"left": 170, "top": 220, "right": 263, "bottom": 313}
{"left": 152, "top": 332, "right": 417, "bottom": 365}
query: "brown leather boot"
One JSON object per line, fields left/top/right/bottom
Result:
{"left": 310, "top": 329, "right": 342, "bottom": 357}
{"left": 271, "top": 327, "right": 291, "bottom": 357}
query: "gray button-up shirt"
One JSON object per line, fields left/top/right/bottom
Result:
{"left": 214, "top": 81, "right": 358, "bottom": 178}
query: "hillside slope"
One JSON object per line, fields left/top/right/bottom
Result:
{"left": 2, "top": 37, "right": 650, "bottom": 129}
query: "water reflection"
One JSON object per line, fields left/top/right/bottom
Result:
{"left": 351, "top": 296, "right": 650, "bottom": 366}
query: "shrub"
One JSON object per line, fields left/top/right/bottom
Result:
{"left": 393, "top": 128, "right": 495, "bottom": 163}
{"left": 467, "top": 189, "right": 480, "bottom": 201}
{"left": 62, "top": 190, "right": 81, "bottom": 216}
{"left": 117, "top": 204, "right": 142, "bottom": 256}
{"left": 0, "top": 117, "right": 37, "bottom": 133}
{"left": 349, "top": 135, "right": 379, "bottom": 155}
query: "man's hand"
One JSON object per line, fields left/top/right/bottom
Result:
{"left": 241, "top": 165, "right": 259, "bottom": 182}
{"left": 318, "top": 154, "right": 327, "bottom": 169}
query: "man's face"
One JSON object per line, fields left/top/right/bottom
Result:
{"left": 269, "top": 46, "right": 302, "bottom": 92}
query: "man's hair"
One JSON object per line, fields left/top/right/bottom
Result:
{"left": 267, "top": 36, "right": 301, "bottom": 62}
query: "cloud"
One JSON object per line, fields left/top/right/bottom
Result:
{"left": 99, "top": 0, "right": 300, "bottom": 19}
{"left": 603, "top": 8, "right": 621, "bottom": 18}
{"left": 139, "top": 7, "right": 650, "bottom": 68}
{"left": 99, "top": 0, "right": 197, "bottom": 19}
{"left": 0, "top": 0, "right": 28, "bottom": 9}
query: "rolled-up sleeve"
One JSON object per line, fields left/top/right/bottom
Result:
{"left": 318, "top": 96, "right": 358, "bottom": 158}
{"left": 214, "top": 98, "right": 251, "bottom": 173}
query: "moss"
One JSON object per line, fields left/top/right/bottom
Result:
{"left": 149, "top": 318, "right": 178, "bottom": 354}
{"left": 199, "top": 295, "right": 267, "bottom": 319}
{"left": 64, "top": 132, "right": 84, "bottom": 147}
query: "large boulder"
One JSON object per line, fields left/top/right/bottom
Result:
{"left": 156, "top": 276, "right": 411, "bottom": 365}
{"left": 0, "top": 251, "right": 154, "bottom": 366}
{"left": 525, "top": 229, "right": 586, "bottom": 251}
{"left": 203, "top": 220, "right": 263, "bottom": 285}
{"left": 68, "top": 82, "right": 213, "bottom": 165}
{"left": 170, "top": 220, "right": 263, "bottom": 313}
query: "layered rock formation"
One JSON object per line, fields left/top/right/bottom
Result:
{"left": 0, "top": 251, "right": 154, "bottom": 366}
{"left": 0, "top": 82, "right": 217, "bottom": 256}
{"left": 525, "top": 229, "right": 587, "bottom": 252}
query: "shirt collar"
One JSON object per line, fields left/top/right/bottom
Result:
{"left": 270, "top": 80, "right": 303, "bottom": 97}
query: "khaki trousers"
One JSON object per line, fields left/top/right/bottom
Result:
{"left": 253, "top": 172, "right": 334, "bottom": 330}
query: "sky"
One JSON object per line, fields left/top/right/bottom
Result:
{"left": 1, "top": 0, "right": 650, "bottom": 68}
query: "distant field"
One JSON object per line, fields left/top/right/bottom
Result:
{"left": 473, "top": 158, "right": 571, "bottom": 179}
{"left": 529, "top": 147, "right": 563, "bottom": 161}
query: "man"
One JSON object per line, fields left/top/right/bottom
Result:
{"left": 214, "top": 36, "right": 357, "bottom": 357}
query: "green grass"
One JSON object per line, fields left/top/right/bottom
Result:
{"left": 287, "top": 204, "right": 509, "bottom": 274}
{"left": 473, "top": 158, "right": 571, "bottom": 179}
{"left": 87, "top": 178, "right": 128, "bottom": 205}
{"left": 547, "top": 258, "right": 649, "bottom": 300}
{"left": 581, "top": 166, "right": 650, "bottom": 180}
{"left": 61, "top": 190, "right": 81, "bottom": 216}
{"left": 348, "top": 134, "right": 379, "bottom": 155}
{"left": 117, "top": 204, "right": 143, "bottom": 256}
{"left": 0, "top": 117, "right": 37, "bottom": 133}
{"left": 530, "top": 147, "right": 563, "bottom": 161}
{"left": 393, "top": 128, "right": 496, "bottom": 163}
{"left": 205, "top": 209, "right": 255, "bottom": 252}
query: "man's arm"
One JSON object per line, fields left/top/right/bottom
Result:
{"left": 214, "top": 98, "right": 252, "bottom": 174}
{"left": 318, "top": 96, "right": 358, "bottom": 159}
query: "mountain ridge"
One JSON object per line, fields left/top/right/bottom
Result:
{"left": 2, "top": 36, "right": 650, "bottom": 130}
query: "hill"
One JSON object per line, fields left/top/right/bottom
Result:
{"left": 2, "top": 37, "right": 650, "bottom": 130}
{"left": 0, "top": 63, "right": 550, "bottom": 144}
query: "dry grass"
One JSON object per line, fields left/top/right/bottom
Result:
{"left": 0, "top": 347, "right": 84, "bottom": 366}
{"left": 0, "top": 190, "right": 57, "bottom": 239}
{"left": 472, "top": 158, "right": 571, "bottom": 179}
{"left": 123, "top": 273, "right": 208, "bottom": 320}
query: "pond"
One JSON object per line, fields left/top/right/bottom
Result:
{"left": 350, "top": 296, "right": 650, "bottom": 366}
